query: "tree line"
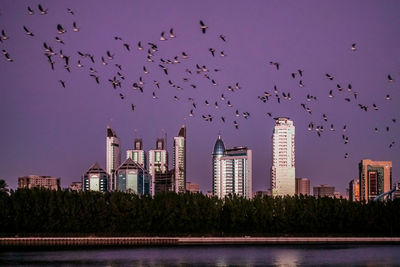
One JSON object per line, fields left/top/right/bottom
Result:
{"left": 0, "top": 187, "right": 399, "bottom": 236}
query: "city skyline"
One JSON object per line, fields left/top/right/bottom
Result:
{"left": 4, "top": 122, "right": 398, "bottom": 196}
{"left": 0, "top": 1, "right": 399, "bottom": 194}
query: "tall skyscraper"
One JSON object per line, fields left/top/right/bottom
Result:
{"left": 212, "top": 135, "right": 252, "bottom": 199}
{"left": 295, "top": 178, "right": 310, "bottom": 196}
{"left": 148, "top": 138, "right": 168, "bottom": 196}
{"left": 359, "top": 159, "right": 392, "bottom": 202}
{"left": 82, "top": 162, "right": 108, "bottom": 192}
{"left": 115, "top": 158, "right": 151, "bottom": 195}
{"left": 126, "top": 138, "right": 146, "bottom": 168}
{"left": 271, "top": 117, "right": 295, "bottom": 196}
{"left": 349, "top": 179, "right": 360, "bottom": 201}
{"left": 174, "top": 125, "right": 186, "bottom": 193}
{"left": 106, "top": 126, "right": 121, "bottom": 190}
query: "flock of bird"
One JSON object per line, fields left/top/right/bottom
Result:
{"left": 1, "top": 4, "right": 398, "bottom": 160}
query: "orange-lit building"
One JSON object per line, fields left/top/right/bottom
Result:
{"left": 349, "top": 179, "right": 360, "bottom": 201}
{"left": 359, "top": 159, "right": 392, "bottom": 202}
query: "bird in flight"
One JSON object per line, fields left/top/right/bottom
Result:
{"left": 23, "top": 26, "right": 34, "bottom": 36}
{"left": 73, "top": 22, "right": 80, "bottom": 32}
{"left": 325, "top": 73, "right": 334, "bottom": 80}
{"left": 269, "top": 61, "right": 280, "bottom": 70}
{"left": 27, "top": 6, "right": 34, "bottom": 15}
{"left": 57, "top": 24, "right": 67, "bottom": 34}
{"left": 200, "top": 20, "right": 208, "bottom": 34}
{"left": 169, "top": 28, "right": 175, "bottom": 38}
{"left": 38, "top": 4, "right": 48, "bottom": 15}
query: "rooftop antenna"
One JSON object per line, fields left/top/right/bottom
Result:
{"left": 161, "top": 128, "right": 167, "bottom": 150}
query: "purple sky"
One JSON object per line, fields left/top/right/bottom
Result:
{"left": 0, "top": 1, "right": 399, "bottom": 194}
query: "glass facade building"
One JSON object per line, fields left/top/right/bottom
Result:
{"left": 271, "top": 117, "right": 295, "bottom": 196}
{"left": 174, "top": 125, "right": 186, "bottom": 193}
{"left": 82, "top": 162, "right": 108, "bottom": 192}
{"left": 115, "top": 158, "right": 150, "bottom": 195}
{"left": 212, "top": 135, "right": 252, "bottom": 199}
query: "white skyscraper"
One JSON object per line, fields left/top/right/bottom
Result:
{"left": 271, "top": 117, "right": 295, "bottom": 196}
{"left": 126, "top": 138, "right": 146, "bottom": 168}
{"left": 212, "top": 135, "right": 252, "bottom": 199}
{"left": 106, "top": 126, "right": 121, "bottom": 190}
{"left": 148, "top": 138, "right": 168, "bottom": 196}
{"left": 174, "top": 125, "right": 186, "bottom": 193}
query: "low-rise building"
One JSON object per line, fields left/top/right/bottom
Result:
{"left": 313, "top": 184, "right": 335, "bottom": 198}
{"left": 186, "top": 182, "right": 200, "bottom": 193}
{"left": 82, "top": 163, "right": 109, "bottom": 192}
{"left": 295, "top": 178, "right": 310, "bottom": 196}
{"left": 115, "top": 158, "right": 151, "bottom": 195}
{"left": 18, "top": 175, "right": 60, "bottom": 190}
{"left": 154, "top": 170, "right": 174, "bottom": 194}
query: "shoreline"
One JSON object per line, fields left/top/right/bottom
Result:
{"left": 1, "top": 237, "right": 400, "bottom": 247}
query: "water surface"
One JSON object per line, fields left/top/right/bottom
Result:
{"left": 1, "top": 245, "right": 399, "bottom": 266}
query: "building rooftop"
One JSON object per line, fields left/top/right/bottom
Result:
{"left": 177, "top": 125, "right": 186, "bottom": 138}
{"left": 85, "top": 162, "right": 107, "bottom": 174}
{"left": 107, "top": 125, "right": 118, "bottom": 138}
{"left": 213, "top": 135, "right": 225, "bottom": 155}
{"left": 116, "top": 158, "right": 147, "bottom": 172}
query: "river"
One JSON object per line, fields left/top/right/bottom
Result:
{"left": 1, "top": 245, "right": 399, "bottom": 266}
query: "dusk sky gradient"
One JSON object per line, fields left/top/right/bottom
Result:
{"left": 0, "top": 0, "right": 399, "bottom": 194}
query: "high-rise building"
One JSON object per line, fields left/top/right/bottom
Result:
{"left": 18, "top": 175, "right": 60, "bottom": 190}
{"left": 349, "top": 179, "right": 360, "bottom": 201}
{"left": 212, "top": 135, "right": 252, "bottom": 199}
{"left": 82, "top": 162, "right": 108, "bottom": 192}
{"left": 359, "top": 159, "right": 392, "bottom": 202}
{"left": 313, "top": 184, "right": 335, "bottom": 198}
{"left": 186, "top": 182, "right": 200, "bottom": 193}
{"left": 295, "top": 178, "right": 310, "bottom": 196}
{"left": 115, "top": 158, "right": 151, "bottom": 195}
{"left": 126, "top": 138, "right": 146, "bottom": 168}
{"left": 271, "top": 117, "right": 295, "bottom": 196}
{"left": 148, "top": 138, "right": 168, "bottom": 196}
{"left": 106, "top": 126, "right": 121, "bottom": 190}
{"left": 174, "top": 125, "right": 186, "bottom": 193}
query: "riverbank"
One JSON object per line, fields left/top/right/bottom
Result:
{"left": 1, "top": 237, "right": 400, "bottom": 247}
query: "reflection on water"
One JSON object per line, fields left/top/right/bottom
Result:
{"left": 0, "top": 245, "right": 399, "bottom": 266}
{"left": 273, "top": 249, "right": 300, "bottom": 267}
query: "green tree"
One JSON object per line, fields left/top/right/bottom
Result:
{"left": 0, "top": 179, "right": 9, "bottom": 194}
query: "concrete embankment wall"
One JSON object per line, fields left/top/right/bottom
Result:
{"left": 1, "top": 237, "right": 400, "bottom": 247}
